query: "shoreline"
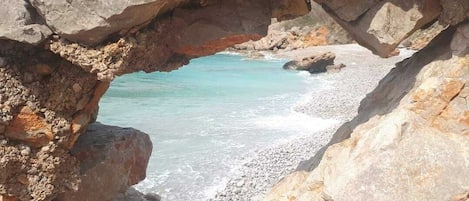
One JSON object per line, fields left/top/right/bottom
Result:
{"left": 210, "top": 44, "right": 414, "bottom": 200}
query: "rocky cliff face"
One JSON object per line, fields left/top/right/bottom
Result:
{"left": 231, "top": 1, "right": 353, "bottom": 52}
{"left": 0, "top": 0, "right": 467, "bottom": 201}
{"left": 266, "top": 0, "right": 468, "bottom": 200}
{"left": 0, "top": 0, "right": 310, "bottom": 200}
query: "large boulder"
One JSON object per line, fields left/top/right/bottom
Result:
{"left": 283, "top": 52, "right": 338, "bottom": 73}
{"left": 56, "top": 123, "right": 153, "bottom": 201}
{"left": 0, "top": 0, "right": 52, "bottom": 45}
{"left": 265, "top": 22, "right": 469, "bottom": 201}
{"left": 317, "top": 0, "right": 441, "bottom": 57}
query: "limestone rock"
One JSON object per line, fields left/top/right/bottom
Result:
{"left": 0, "top": 139, "right": 79, "bottom": 201}
{"left": 0, "top": 40, "right": 107, "bottom": 149}
{"left": 231, "top": 2, "right": 353, "bottom": 52}
{"left": 30, "top": 0, "right": 188, "bottom": 46}
{"left": 56, "top": 123, "right": 153, "bottom": 201}
{"left": 316, "top": 0, "right": 441, "bottom": 57}
{"left": 0, "top": 0, "right": 52, "bottom": 45}
{"left": 30, "top": 0, "right": 311, "bottom": 46}
{"left": 401, "top": 21, "right": 445, "bottom": 50}
{"left": 283, "top": 52, "right": 336, "bottom": 73}
{"left": 49, "top": 0, "right": 273, "bottom": 81}
{"left": 265, "top": 22, "right": 469, "bottom": 201}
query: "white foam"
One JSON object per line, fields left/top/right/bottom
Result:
{"left": 251, "top": 111, "right": 338, "bottom": 133}
{"left": 260, "top": 51, "right": 285, "bottom": 62}
{"left": 217, "top": 51, "right": 242, "bottom": 56}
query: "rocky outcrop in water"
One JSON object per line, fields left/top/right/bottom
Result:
{"left": 0, "top": 0, "right": 310, "bottom": 200}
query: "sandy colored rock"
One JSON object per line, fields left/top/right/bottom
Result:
{"left": 401, "top": 22, "right": 446, "bottom": 50}
{"left": 232, "top": 2, "right": 353, "bottom": 52}
{"left": 265, "top": 23, "right": 469, "bottom": 201}
{"left": 56, "top": 123, "right": 153, "bottom": 201}
{"left": 0, "top": 140, "right": 79, "bottom": 201}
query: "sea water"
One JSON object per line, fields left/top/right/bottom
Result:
{"left": 98, "top": 53, "right": 336, "bottom": 200}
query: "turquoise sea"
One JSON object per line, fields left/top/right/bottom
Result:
{"left": 98, "top": 53, "right": 335, "bottom": 200}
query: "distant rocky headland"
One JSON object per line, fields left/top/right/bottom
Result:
{"left": 0, "top": 0, "right": 467, "bottom": 201}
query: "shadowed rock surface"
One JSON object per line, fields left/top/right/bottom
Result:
{"left": 57, "top": 123, "right": 152, "bottom": 201}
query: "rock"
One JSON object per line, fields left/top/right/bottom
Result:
{"left": 439, "top": 0, "right": 469, "bottom": 25}
{"left": 0, "top": 195, "right": 18, "bottom": 201}
{"left": 401, "top": 21, "right": 445, "bottom": 50}
{"left": 0, "top": 0, "right": 52, "bottom": 45}
{"left": 231, "top": 2, "right": 353, "bottom": 52}
{"left": 265, "top": 22, "right": 469, "bottom": 201}
{"left": 316, "top": 0, "right": 382, "bottom": 22}
{"left": 4, "top": 106, "right": 53, "bottom": 148}
{"left": 113, "top": 187, "right": 158, "bottom": 201}
{"left": 326, "top": 63, "right": 346, "bottom": 73}
{"left": 1, "top": 0, "right": 468, "bottom": 201}
{"left": 48, "top": 0, "right": 275, "bottom": 81}
{"left": 283, "top": 52, "right": 336, "bottom": 73}
{"left": 0, "top": 140, "right": 80, "bottom": 201}
{"left": 112, "top": 187, "right": 161, "bottom": 201}
{"left": 271, "top": 0, "right": 310, "bottom": 21}
{"left": 30, "top": 0, "right": 188, "bottom": 46}
{"left": 1, "top": 1, "right": 296, "bottom": 198}
{"left": 316, "top": 0, "right": 441, "bottom": 57}
{"left": 144, "top": 193, "right": 162, "bottom": 201}
{"left": 56, "top": 123, "right": 153, "bottom": 201}
{"left": 30, "top": 0, "right": 312, "bottom": 46}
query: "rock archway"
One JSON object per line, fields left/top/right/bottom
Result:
{"left": 0, "top": 0, "right": 468, "bottom": 200}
